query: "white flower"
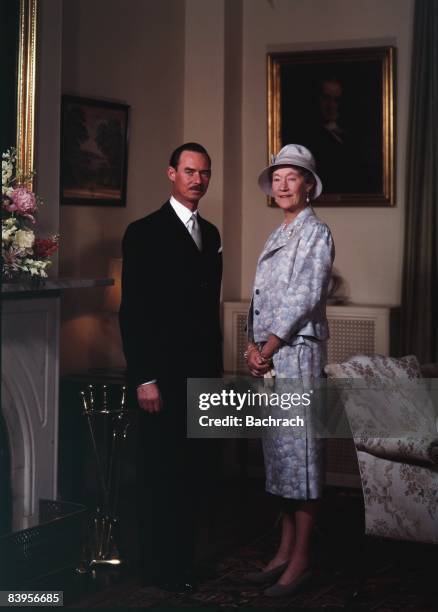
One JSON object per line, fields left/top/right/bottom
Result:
{"left": 2, "top": 218, "right": 18, "bottom": 243}
{"left": 13, "top": 229, "right": 35, "bottom": 250}
{"left": 23, "top": 258, "right": 49, "bottom": 277}
{"left": 4, "top": 217, "right": 18, "bottom": 228}
{"left": 2, "top": 227, "right": 15, "bottom": 243}
{"left": 2, "top": 162, "right": 13, "bottom": 186}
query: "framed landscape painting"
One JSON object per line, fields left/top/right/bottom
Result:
{"left": 60, "top": 96, "right": 129, "bottom": 206}
{"left": 267, "top": 47, "right": 395, "bottom": 206}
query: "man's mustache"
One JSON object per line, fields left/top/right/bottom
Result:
{"left": 190, "top": 185, "right": 204, "bottom": 192}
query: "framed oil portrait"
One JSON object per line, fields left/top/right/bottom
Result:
{"left": 268, "top": 47, "right": 396, "bottom": 206}
{"left": 60, "top": 96, "right": 129, "bottom": 206}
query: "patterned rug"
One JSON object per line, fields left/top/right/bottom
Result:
{"left": 73, "top": 525, "right": 438, "bottom": 610}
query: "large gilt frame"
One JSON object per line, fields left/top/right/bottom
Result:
{"left": 267, "top": 47, "right": 395, "bottom": 207}
{"left": 16, "top": 0, "right": 37, "bottom": 189}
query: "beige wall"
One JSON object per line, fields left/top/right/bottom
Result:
{"left": 59, "top": 0, "right": 414, "bottom": 373}
{"left": 184, "top": 0, "right": 225, "bottom": 234}
{"left": 60, "top": 0, "right": 185, "bottom": 373}
{"left": 241, "top": 0, "right": 414, "bottom": 305}
{"left": 35, "top": 0, "right": 63, "bottom": 264}
{"left": 184, "top": 0, "right": 243, "bottom": 300}
{"left": 223, "top": 0, "right": 243, "bottom": 300}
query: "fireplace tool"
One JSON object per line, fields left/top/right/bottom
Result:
{"left": 79, "top": 384, "right": 131, "bottom": 567}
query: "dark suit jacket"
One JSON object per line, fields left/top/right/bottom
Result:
{"left": 119, "top": 201, "right": 223, "bottom": 391}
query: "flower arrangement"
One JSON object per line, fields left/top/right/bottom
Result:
{"left": 2, "top": 148, "right": 59, "bottom": 279}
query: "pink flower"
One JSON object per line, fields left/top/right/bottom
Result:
{"left": 4, "top": 187, "right": 37, "bottom": 222}
{"left": 2, "top": 246, "right": 22, "bottom": 265}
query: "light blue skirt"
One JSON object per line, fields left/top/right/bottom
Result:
{"left": 263, "top": 338, "right": 326, "bottom": 500}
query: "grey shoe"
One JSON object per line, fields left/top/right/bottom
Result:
{"left": 263, "top": 570, "right": 312, "bottom": 597}
{"left": 243, "top": 561, "right": 288, "bottom": 585}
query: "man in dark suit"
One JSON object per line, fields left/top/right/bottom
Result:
{"left": 119, "top": 143, "right": 222, "bottom": 591}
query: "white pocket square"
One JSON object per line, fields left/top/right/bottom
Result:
{"left": 218, "top": 246, "right": 223, "bottom": 253}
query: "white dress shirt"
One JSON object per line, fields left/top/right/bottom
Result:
{"left": 169, "top": 195, "right": 198, "bottom": 226}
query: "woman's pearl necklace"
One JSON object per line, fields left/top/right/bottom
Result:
{"left": 280, "top": 204, "right": 311, "bottom": 239}
{"left": 281, "top": 221, "right": 295, "bottom": 239}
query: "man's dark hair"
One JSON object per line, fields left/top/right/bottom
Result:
{"left": 169, "top": 142, "right": 211, "bottom": 170}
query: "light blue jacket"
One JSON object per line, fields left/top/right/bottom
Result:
{"left": 248, "top": 206, "right": 335, "bottom": 345}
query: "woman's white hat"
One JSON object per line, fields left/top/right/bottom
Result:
{"left": 258, "top": 144, "right": 323, "bottom": 199}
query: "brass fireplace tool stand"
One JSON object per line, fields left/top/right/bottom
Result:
{"left": 79, "top": 384, "right": 131, "bottom": 567}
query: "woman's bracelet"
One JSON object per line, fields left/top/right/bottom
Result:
{"left": 244, "top": 343, "right": 258, "bottom": 362}
{"left": 244, "top": 344, "right": 274, "bottom": 367}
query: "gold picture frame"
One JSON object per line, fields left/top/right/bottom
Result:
{"left": 268, "top": 47, "right": 395, "bottom": 206}
{"left": 60, "top": 96, "right": 130, "bottom": 206}
{"left": 16, "top": 0, "right": 37, "bottom": 189}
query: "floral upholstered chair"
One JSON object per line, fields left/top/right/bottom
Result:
{"left": 325, "top": 355, "right": 438, "bottom": 545}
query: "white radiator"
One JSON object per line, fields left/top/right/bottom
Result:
{"left": 222, "top": 301, "right": 391, "bottom": 487}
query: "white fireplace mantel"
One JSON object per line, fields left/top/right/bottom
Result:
{"left": 1, "top": 277, "right": 113, "bottom": 530}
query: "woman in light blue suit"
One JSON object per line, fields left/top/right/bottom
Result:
{"left": 245, "top": 145, "right": 335, "bottom": 597}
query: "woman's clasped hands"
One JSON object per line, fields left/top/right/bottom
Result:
{"left": 246, "top": 344, "right": 272, "bottom": 377}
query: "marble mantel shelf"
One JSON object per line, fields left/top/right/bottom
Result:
{"left": 2, "top": 277, "right": 114, "bottom": 296}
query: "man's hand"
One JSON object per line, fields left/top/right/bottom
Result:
{"left": 247, "top": 349, "right": 271, "bottom": 377}
{"left": 137, "top": 382, "right": 163, "bottom": 413}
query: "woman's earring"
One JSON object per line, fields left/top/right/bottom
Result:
{"left": 306, "top": 193, "right": 310, "bottom": 203}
